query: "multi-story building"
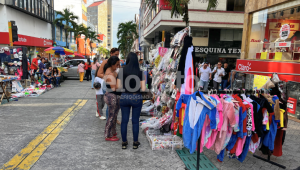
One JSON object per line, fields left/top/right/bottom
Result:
{"left": 54, "top": 0, "right": 88, "bottom": 27}
{"left": 53, "top": 11, "right": 75, "bottom": 48}
{"left": 0, "top": 0, "right": 54, "bottom": 61}
{"left": 132, "top": 14, "right": 140, "bottom": 53}
{"left": 139, "top": 0, "right": 245, "bottom": 66}
{"left": 87, "top": 0, "right": 108, "bottom": 48}
{"left": 106, "top": 0, "right": 112, "bottom": 49}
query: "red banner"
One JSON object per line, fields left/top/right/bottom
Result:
{"left": 0, "top": 32, "right": 53, "bottom": 47}
{"left": 236, "top": 59, "right": 300, "bottom": 82}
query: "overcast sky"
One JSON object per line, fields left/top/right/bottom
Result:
{"left": 87, "top": 0, "right": 140, "bottom": 48}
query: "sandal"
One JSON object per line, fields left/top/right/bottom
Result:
{"left": 133, "top": 141, "right": 140, "bottom": 149}
{"left": 122, "top": 141, "right": 128, "bottom": 149}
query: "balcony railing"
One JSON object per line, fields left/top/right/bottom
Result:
{"left": 5, "top": 0, "right": 54, "bottom": 23}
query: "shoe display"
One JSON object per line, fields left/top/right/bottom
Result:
{"left": 105, "top": 137, "right": 120, "bottom": 141}
{"left": 141, "top": 104, "right": 154, "bottom": 112}
{"left": 99, "top": 116, "right": 106, "bottom": 120}
{"left": 95, "top": 111, "right": 99, "bottom": 117}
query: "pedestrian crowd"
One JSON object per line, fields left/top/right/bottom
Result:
{"left": 93, "top": 48, "right": 145, "bottom": 149}
{"left": 29, "top": 55, "right": 61, "bottom": 87}
{"left": 198, "top": 61, "right": 236, "bottom": 91}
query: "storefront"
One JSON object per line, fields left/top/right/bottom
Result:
{"left": 242, "top": 0, "right": 300, "bottom": 61}
{"left": 194, "top": 46, "right": 240, "bottom": 67}
{"left": 238, "top": 0, "right": 300, "bottom": 120}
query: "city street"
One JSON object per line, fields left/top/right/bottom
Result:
{"left": 0, "top": 80, "right": 299, "bottom": 170}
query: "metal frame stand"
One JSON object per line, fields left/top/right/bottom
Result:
{"left": 253, "top": 154, "right": 286, "bottom": 169}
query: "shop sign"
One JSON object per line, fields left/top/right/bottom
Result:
{"left": 269, "top": 22, "right": 299, "bottom": 30}
{"left": 279, "top": 24, "right": 290, "bottom": 40}
{"left": 275, "top": 41, "right": 291, "bottom": 47}
{"left": 236, "top": 59, "right": 300, "bottom": 83}
{"left": 194, "top": 46, "right": 241, "bottom": 54}
{"left": 13, "top": 34, "right": 53, "bottom": 47}
{"left": 287, "top": 97, "right": 297, "bottom": 114}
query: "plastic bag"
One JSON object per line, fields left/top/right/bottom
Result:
{"left": 272, "top": 73, "right": 280, "bottom": 84}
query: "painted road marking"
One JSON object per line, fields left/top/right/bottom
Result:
{"left": 1, "top": 99, "right": 87, "bottom": 170}
{"left": 1, "top": 103, "right": 74, "bottom": 107}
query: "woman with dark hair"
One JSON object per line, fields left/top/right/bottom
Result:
{"left": 52, "top": 67, "right": 61, "bottom": 87}
{"left": 77, "top": 61, "right": 85, "bottom": 82}
{"left": 117, "top": 52, "right": 146, "bottom": 149}
{"left": 85, "top": 58, "right": 92, "bottom": 81}
{"left": 103, "top": 56, "right": 121, "bottom": 141}
{"left": 91, "top": 58, "right": 100, "bottom": 89}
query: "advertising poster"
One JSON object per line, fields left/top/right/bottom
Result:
{"left": 253, "top": 75, "right": 271, "bottom": 89}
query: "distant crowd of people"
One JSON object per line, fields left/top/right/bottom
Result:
{"left": 29, "top": 55, "right": 61, "bottom": 87}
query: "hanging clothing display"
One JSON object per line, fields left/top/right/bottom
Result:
{"left": 178, "top": 90, "right": 288, "bottom": 162}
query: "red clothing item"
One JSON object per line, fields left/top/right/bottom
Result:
{"left": 27, "top": 61, "right": 31, "bottom": 71}
{"left": 273, "top": 129, "right": 284, "bottom": 157}
{"left": 85, "top": 63, "right": 91, "bottom": 69}
{"left": 31, "top": 58, "right": 38, "bottom": 70}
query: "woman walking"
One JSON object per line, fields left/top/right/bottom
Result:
{"left": 103, "top": 56, "right": 121, "bottom": 141}
{"left": 78, "top": 61, "right": 85, "bottom": 82}
{"left": 91, "top": 58, "right": 100, "bottom": 89}
{"left": 85, "top": 58, "right": 92, "bottom": 81}
{"left": 117, "top": 53, "right": 145, "bottom": 149}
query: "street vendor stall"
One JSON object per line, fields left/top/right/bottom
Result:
{"left": 0, "top": 76, "right": 18, "bottom": 104}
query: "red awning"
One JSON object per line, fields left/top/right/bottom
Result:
{"left": 236, "top": 59, "right": 300, "bottom": 82}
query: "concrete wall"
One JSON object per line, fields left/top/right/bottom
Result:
{"left": 0, "top": 5, "right": 51, "bottom": 39}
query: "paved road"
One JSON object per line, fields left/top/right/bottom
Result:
{"left": 0, "top": 80, "right": 299, "bottom": 170}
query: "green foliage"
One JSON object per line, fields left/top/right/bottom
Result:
{"left": 98, "top": 46, "right": 109, "bottom": 58}
{"left": 117, "top": 21, "right": 138, "bottom": 57}
{"left": 53, "top": 8, "right": 78, "bottom": 45}
{"left": 145, "top": 0, "right": 218, "bottom": 26}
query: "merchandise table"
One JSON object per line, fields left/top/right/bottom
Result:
{"left": 0, "top": 77, "right": 18, "bottom": 104}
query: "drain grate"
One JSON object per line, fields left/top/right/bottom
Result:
{"left": 176, "top": 148, "right": 218, "bottom": 170}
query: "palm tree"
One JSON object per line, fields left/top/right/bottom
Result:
{"left": 53, "top": 8, "right": 78, "bottom": 47}
{"left": 70, "top": 24, "right": 85, "bottom": 54}
{"left": 88, "top": 31, "right": 101, "bottom": 58}
{"left": 117, "top": 21, "right": 138, "bottom": 57}
{"left": 145, "top": 0, "right": 218, "bottom": 26}
{"left": 98, "top": 46, "right": 109, "bottom": 58}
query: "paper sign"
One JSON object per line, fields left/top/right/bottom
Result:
{"left": 158, "top": 47, "right": 168, "bottom": 57}
{"left": 280, "top": 24, "right": 290, "bottom": 40}
{"left": 274, "top": 52, "right": 282, "bottom": 60}
{"left": 260, "top": 52, "right": 268, "bottom": 59}
{"left": 253, "top": 75, "right": 271, "bottom": 89}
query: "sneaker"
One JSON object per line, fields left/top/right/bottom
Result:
{"left": 100, "top": 116, "right": 106, "bottom": 120}
{"left": 95, "top": 111, "right": 99, "bottom": 117}
{"left": 133, "top": 141, "right": 140, "bottom": 149}
{"left": 141, "top": 104, "right": 154, "bottom": 112}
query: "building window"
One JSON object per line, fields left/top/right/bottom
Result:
{"left": 192, "top": 28, "right": 209, "bottom": 38}
{"left": 227, "top": 0, "right": 245, "bottom": 12}
{"left": 108, "top": 44, "right": 111, "bottom": 46}
{"left": 108, "top": 29, "right": 110, "bottom": 32}
{"left": 56, "top": 26, "right": 61, "bottom": 41}
{"left": 108, "top": 26, "right": 110, "bottom": 28}
{"left": 108, "top": 19, "right": 111, "bottom": 21}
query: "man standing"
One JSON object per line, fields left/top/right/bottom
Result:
{"left": 38, "top": 58, "right": 46, "bottom": 82}
{"left": 222, "top": 62, "right": 231, "bottom": 90}
{"left": 199, "top": 62, "right": 212, "bottom": 91}
{"left": 212, "top": 62, "right": 225, "bottom": 90}
{"left": 30, "top": 55, "right": 41, "bottom": 84}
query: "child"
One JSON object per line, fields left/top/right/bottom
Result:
{"left": 94, "top": 77, "right": 106, "bottom": 120}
